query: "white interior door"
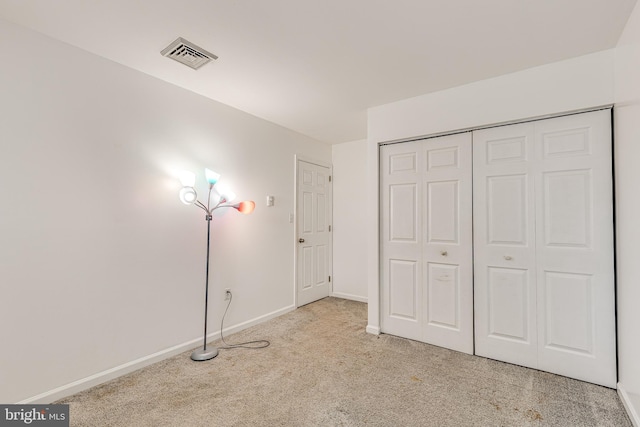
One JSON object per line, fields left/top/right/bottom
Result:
{"left": 381, "top": 133, "right": 473, "bottom": 354}
{"left": 297, "top": 160, "right": 331, "bottom": 307}
{"left": 474, "top": 110, "right": 616, "bottom": 387}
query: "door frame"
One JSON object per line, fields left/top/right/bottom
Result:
{"left": 294, "top": 155, "right": 333, "bottom": 308}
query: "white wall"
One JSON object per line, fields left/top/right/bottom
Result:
{"left": 331, "top": 140, "right": 368, "bottom": 302}
{"left": 0, "top": 18, "right": 330, "bottom": 404}
{"left": 614, "top": 1, "right": 640, "bottom": 422}
{"left": 368, "top": 50, "right": 615, "bottom": 143}
{"left": 366, "top": 50, "right": 615, "bottom": 334}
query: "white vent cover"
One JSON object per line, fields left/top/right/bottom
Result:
{"left": 161, "top": 37, "right": 217, "bottom": 70}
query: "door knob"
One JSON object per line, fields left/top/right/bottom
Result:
{"left": 440, "top": 250, "right": 448, "bottom": 257}
{"left": 504, "top": 255, "right": 513, "bottom": 261}
{"left": 299, "top": 238, "right": 305, "bottom": 243}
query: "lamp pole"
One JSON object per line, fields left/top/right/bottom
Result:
{"left": 191, "top": 213, "right": 218, "bottom": 361}
{"left": 178, "top": 169, "right": 255, "bottom": 362}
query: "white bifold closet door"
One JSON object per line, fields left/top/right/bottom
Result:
{"left": 380, "top": 132, "right": 473, "bottom": 354}
{"left": 473, "top": 110, "right": 616, "bottom": 387}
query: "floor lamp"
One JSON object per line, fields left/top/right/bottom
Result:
{"left": 178, "top": 168, "right": 255, "bottom": 361}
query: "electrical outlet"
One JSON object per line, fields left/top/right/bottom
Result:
{"left": 225, "top": 288, "right": 231, "bottom": 300}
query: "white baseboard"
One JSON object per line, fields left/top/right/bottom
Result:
{"left": 18, "top": 304, "right": 296, "bottom": 404}
{"left": 618, "top": 383, "right": 640, "bottom": 427}
{"left": 330, "top": 292, "right": 368, "bottom": 303}
{"left": 366, "top": 325, "right": 381, "bottom": 335}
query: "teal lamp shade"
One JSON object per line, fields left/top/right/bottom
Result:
{"left": 179, "top": 187, "right": 198, "bottom": 205}
{"left": 205, "top": 168, "right": 220, "bottom": 185}
{"left": 215, "top": 182, "right": 236, "bottom": 203}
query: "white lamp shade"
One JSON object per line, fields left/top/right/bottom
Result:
{"left": 215, "top": 182, "right": 236, "bottom": 203}
{"left": 179, "top": 187, "right": 198, "bottom": 205}
{"left": 178, "top": 170, "right": 196, "bottom": 187}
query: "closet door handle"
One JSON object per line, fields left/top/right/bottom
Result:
{"left": 441, "top": 250, "right": 448, "bottom": 257}
{"left": 504, "top": 255, "right": 513, "bottom": 261}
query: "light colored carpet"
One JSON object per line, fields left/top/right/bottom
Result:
{"left": 57, "top": 297, "right": 631, "bottom": 426}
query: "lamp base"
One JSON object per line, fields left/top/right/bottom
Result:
{"left": 190, "top": 346, "right": 219, "bottom": 361}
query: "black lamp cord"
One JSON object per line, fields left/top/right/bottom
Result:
{"left": 218, "top": 291, "right": 270, "bottom": 350}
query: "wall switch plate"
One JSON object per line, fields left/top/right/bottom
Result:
{"left": 266, "top": 195, "right": 274, "bottom": 207}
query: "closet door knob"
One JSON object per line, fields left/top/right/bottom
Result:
{"left": 441, "top": 251, "right": 448, "bottom": 257}
{"left": 504, "top": 255, "right": 513, "bottom": 261}
{"left": 299, "top": 238, "right": 305, "bottom": 243}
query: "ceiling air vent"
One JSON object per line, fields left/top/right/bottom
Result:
{"left": 161, "top": 37, "right": 218, "bottom": 70}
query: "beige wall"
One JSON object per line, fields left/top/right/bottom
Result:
{"left": 0, "top": 18, "right": 330, "bottom": 403}
{"left": 331, "top": 139, "right": 368, "bottom": 302}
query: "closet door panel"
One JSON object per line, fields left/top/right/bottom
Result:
{"left": 487, "top": 267, "right": 530, "bottom": 342}
{"left": 388, "top": 259, "right": 419, "bottom": 320}
{"left": 380, "top": 141, "right": 423, "bottom": 341}
{"left": 534, "top": 110, "right": 616, "bottom": 388}
{"left": 486, "top": 174, "right": 528, "bottom": 246}
{"left": 426, "top": 180, "right": 459, "bottom": 244}
{"left": 426, "top": 262, "right": 459, "bottom": 328}
{"left": 473, "top": 123, "right": 538, "bottom": 369}
{"left": 422, "top": 133, "right": 473, "bottom": 354}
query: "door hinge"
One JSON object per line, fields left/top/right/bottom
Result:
{"left": 329, "top": 225, "right": 332, "bottom": 232}
{"left": 328, "top": 275, "right": 331, "bottom": 282}
{"left": 329, "top": 175, "right": 332, "bottom": 182}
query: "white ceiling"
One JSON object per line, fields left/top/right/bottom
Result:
{"left": 0, "top": 0, "right": 636, "bottom": 143}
